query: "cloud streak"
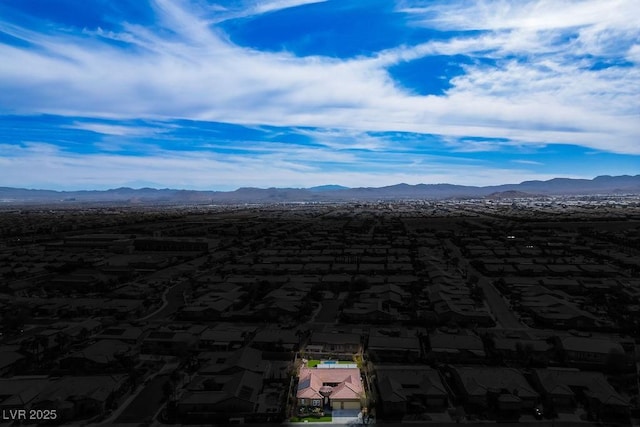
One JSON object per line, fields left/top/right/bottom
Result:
{"left": 0, "top": 0, "right": 638, "bottom": 189}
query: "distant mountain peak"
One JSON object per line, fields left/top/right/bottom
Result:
{"left": 1, "top": 175, "right": 639, "bottom": 205}
{"left": 308, "top": 185, "right": 350, "bottom": 192}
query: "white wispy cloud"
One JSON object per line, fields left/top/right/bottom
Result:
{"left": 512, "top": 159, "right": 543, "bottom": 166}
{"left": 250, "top": 0, "right": 328, "bottom": 15}
{"left": 66, "top": 122, "right": 171, "bottom": 137}
{"left": 0, "top": 142, "right": 573, "bottom": 190}
{"left": 0, "top": 0, "right": 638, "bottom": 158}
{"left": 399, "top": 0, "right": 638, "bottom": 33}
{"left": 197, "top": 0, "right": 328, "bottom": 24}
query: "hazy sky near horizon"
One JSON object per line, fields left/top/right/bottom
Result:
{"left": 1, "top": 0, "right": 639, "bottom": 190}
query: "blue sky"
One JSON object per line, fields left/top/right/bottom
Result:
{"left": 0, "top": 0, "right": 638, "bottom": 190}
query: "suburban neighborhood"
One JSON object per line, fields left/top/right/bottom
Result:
{"left": 0, "top": 195, "right": 639, "bottom": 425}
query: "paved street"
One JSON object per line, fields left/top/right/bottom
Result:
{"left": 115, "top": 374, "right": 169, "bottom": 424}
{"left": 314, "top": 299, "right": 341, "bottom": 323}
{"left": 477, "top": 273, "right": 525, "bottom": 329}
{"left": 445, "top": 239, "right": 525, "bottom": 329}
{"left": 140, "top": 255, "right": 209, "bottom": 321}
{"left": 146, "top": 281, "right": 188, "bottom": 321}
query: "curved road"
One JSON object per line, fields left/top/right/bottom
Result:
{"left": 139, "top": 255, "right": 210, "bottom": 321}
{"left": 144, "top": 281, "right": 188, "bottom": 321}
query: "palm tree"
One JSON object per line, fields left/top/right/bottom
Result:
{"left": 29, "top": 335, "right": 49, "bottom": 366}
{"left": 54, "top": 332, "right": 70, "bottom": 354}
{"left": 20, "top": 337, "right": 37, "bottom": 366}
{"left": 162, "top": 380, "right": 174, "bottom": 400}
{"left": 78, "top": 327, "right": 90, "bottom": 342}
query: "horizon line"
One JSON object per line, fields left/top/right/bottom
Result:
{"left": 2, "top": 174, "right": 638, "bottom": 193}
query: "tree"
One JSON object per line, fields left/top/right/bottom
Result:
{"left": 78, "top": 327, "right": 90, "bottom": 342}
{"left": 54, "top": 332, "right": 70, "bottom": 354}
{"left": 38, "top": 334, "right": 49, "bottom": 357}
{"left": 126, "top": 366, "right": 141, "bottom": 389}
{"left": 467, "top": 274, "right": 480, "bottom": 286}
{"left": 470, "top": 285, "right": 485, "bottom": 305}
{"left": 353, "top": 276, "right": 369, "bottom": 291}
{"left": 27, "top": 335, "right": 49, "bottom": 366}
{"left": 2, "top": 306, "right": 28, "bottom": 330}
{"left": 162, "top": 380, "right": 173, "bottom": 399}
{"left": 605, "top": 348, "right": 627, "bottom": 374}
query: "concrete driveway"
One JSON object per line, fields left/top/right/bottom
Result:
{"left": 331, "top": 409, "right": 361, "bottom": 424}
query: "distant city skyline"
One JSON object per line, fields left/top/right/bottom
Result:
{"left": 1, "top": 0, "right": 639, "bottom": 191}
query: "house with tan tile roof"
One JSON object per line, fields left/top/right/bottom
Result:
{"left": 297, "top": 367, "right": 364, "bottom": 411}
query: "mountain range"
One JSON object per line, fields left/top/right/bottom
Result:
{"left": 1, "top": 175, "right": 639, "bottom": 205}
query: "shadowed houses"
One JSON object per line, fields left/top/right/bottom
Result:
{"left": 0, "top": 377, "right": 50, "bottom": 412}
{"left": 367, "top": 330, "right": 422, "bottom": 363}
{"left": 59, "top": 339, "right": 135, "bottom": 373}
{"left": 374, "top": 365, "right": 448, "bottom": 417}
{"left": 447, "top": 366, "right": 539, "bottom": 415}
{"left": 178, "top": 285, "right": 246, "bottom": 320}
{"left": 428, "top": 282, "right": 494, "bottom": 327}
{"left": 199, "top": 328, "right": 249, "bottom": 351}
{"left": 556, "top": 336, "right": 629, "bottom": 370}
{"left": 199, "top": 347, "right": 270, "bottom": 377}
{"left": 341, "top": 301, "right": 396, "bottom": 323}
{"left": 531, "top": 368, "right": 630, "bottom": 421}
{"left": 426, "top": 331, "right": 486, "bottom": 364}
{"left": 360, "top": 284, "right": 410, "bottom": 310}
{"left": 177, "top": 370, "right": 263, "bottom": 423}
{"left": 251, "top": 329, "right": 299, "bottom": 352}
{"left": 305, "top": 331, "right": 362, "bottom": 358}
{"left": 487, "top": 331, "right": 554, "bottom": 365}
{"left": 95, "top": 325, "right": 145, "bottom": 345}
{"left": 31, "top": 375, "right": 128, "bottom": 422}
{"left": 519, "top": 291, "right": 600, "bottom": 329}
{"left": 0, "top": 349, "right": 26, "bottom": 377}
{"left": 176, "top": 346, "right": 286, "bottom": 423}
{"left": 141, "top": 329, "right": 197, "bottom": 356}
